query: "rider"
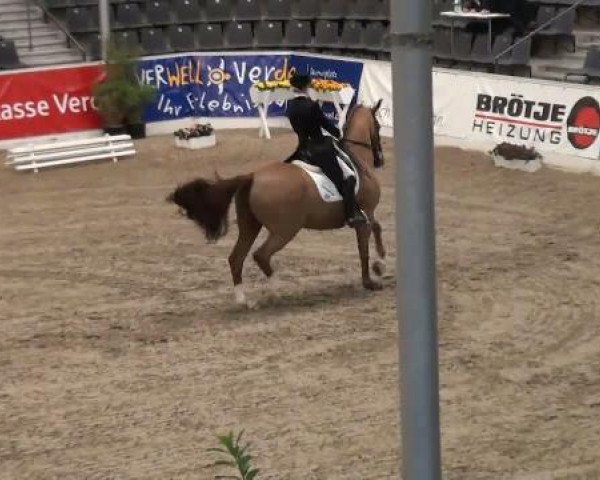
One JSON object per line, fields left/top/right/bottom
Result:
{"left": 284, "top": 72, "right": 367, "bottom": 227}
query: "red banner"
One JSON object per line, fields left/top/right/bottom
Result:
{"left": 0, "top": 64, "right": 105, "bottom": 140}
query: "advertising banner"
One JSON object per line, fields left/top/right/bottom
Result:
{"left": 358, "top": 61, "right": 455, "bottom": 136}
{"left": 290, "top": 54, "right": 364, "bottom": 122}
{"left": 138, "top": 54, "right": 295, "bottom": 122}
{"left": 0, "top": 64, "right": 104, "bottom": 140}
{"left": 359, "top": 61, "right": 600, "bottom": 160}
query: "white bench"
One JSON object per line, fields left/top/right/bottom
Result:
{"left": 5, "top": 134, "right": 136, "bottom": 173}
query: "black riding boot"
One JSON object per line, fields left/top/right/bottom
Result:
{"left": 341, "top": 177, "right": 367, "bottom": 227}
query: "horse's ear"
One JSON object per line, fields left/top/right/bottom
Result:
{"left": 372, "top": 99, "right": 383, "bottom": 114}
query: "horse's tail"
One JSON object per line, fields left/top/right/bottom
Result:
{"left": 167, "top": 174, "right": 254, "bottom": 242}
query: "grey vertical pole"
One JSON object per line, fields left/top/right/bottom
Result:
{"left": 390, "top": 0, "right": 442, "bottom": 479}
{"left": 99, "top": 0, "right": 110, "bottom": 61}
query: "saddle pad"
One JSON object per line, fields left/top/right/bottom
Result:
{"left": 291, "top": 153, "right": 359, "bottom": 203}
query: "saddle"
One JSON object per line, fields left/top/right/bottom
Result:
{"left": 291, "top": 140, "right": 360, "bottom": 203}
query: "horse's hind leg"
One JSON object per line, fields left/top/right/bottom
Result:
{"left": 253, "top": 230, "right": 297, "bottom": 279}
{"left": 371, "top": 219, "right": 386, "bottom": 278}
{"left": 228, "top": 196, "right": 261, "bottom": 306}
{"left": 356, "top": 223, "right": 382, "bottom": 291}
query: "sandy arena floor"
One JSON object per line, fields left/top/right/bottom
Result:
{"left": 1, "top": 130, "right": 600, "bottom": 479}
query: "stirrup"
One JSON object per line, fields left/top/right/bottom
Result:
{"left": 346, "top": 209, "right": 369, "bottom": 228}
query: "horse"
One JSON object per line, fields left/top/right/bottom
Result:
{"left": 167, "top": 100, "right": 387, "bottom": 308}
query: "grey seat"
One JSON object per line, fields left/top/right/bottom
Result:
{"left": 0, "top": 39, "right": 23, "bottom": 69}
{"left": 451, "top": 29, "right": 473, "bottom": 62}
{"left": 146, "top": 0, "right": 172, "bottom": 25}
{"left": 255, "top": 21, "right": 284, "bottom": 47}
{"left": 496, "top": 36, "right": 532, "bottom": 75}
{"left": 233, "top": 0, "right": 262, "bottom": 20}
{"left": 291, "top": 0, "right": 318, "bottom": 19}
{"left": 66, "top": 7, "right": 96, "bottom": 33}
{"left": 536, "top": 6, "right": 576, "bottom": 52}
{"left": 433, "top": 26, "right": 452, "bottom": 60}
{"left": 140, "top": 27, "right": 169, "bottom": 54}
{"left": 196, "top": 23, "right": 223, "bottom": 50}
{"left": 264, "top": 0, "right": 291, "bottom": 20}
{"left": 319, "top": 0, "right": 346, "bottom": 19}
{"left": 284, "top": 20, "right": 312, "bottom": 47}
{"left": 81, "top": 32, "right": 102, "bottom": 60}
{"left": 314, "top": 19, "right": 339, "bottom": 48}
{"left": 339, "top": 20, "right": 362, "bottom": 49}
{"left": 347, "top": 0, "right": 382, "bottom": 20}
{"left": 169, "top": 24, "right": 196, "bottom": 51}
{"left": 360, "top": 21, "right": 385, "bottom": 51}
{"left": 224, "top": 21, "right": 253, "bottom": 48}
{"left": 205, "top": 0, "right": 231, "bottom": 22}
{"left": 173, "top": 0, "right": 203, "bottom": 23}
{"left": 115, "top": 3, "right": 147, "bottom": 28}
{"left": 565, "top": 47, "right": 600, "bottom": 82}
{"left": 470, "top": 33, "right": 492, "bottom": 64}
{"left": 114, "top": 29, "right": 140, "bottom": 51}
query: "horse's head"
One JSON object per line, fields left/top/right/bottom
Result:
{"left": 343, "top": 99, "right": 385, "bottom": 169}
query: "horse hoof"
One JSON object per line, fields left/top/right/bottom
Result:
{"left": 372, "top": 259, "right": 386, "bottom": 277}
{"left": 363, "top": 279, "right": 383, "bottom": 291}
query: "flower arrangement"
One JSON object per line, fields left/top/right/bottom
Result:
{"left": 254, "top": 79, "right": 291, "bottom": 91}
{"left": 311, "top": 78, "right": 348, "bottom": 92}
{"left": 173, "top": 123, "right": 214, "bottom": 140}
{"left": 254, "top": 78, "right": 349, "bottom": 92}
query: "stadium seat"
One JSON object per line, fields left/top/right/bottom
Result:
{"left": 0, "top": 39, "right": 23, "bottom": 70}
{"left": 140, "top": 27, "right": 169, "bottom": 54}
{"left": 470, "top": 33, "right": 493, "bottom": 65}
{"left": 233, "top": 0, "right": 262, "bottom": 20}
{"left": 451, "top": 29, "right": 473, "bottom": 63}
{"left": 314, "top": 20, "right": 339, "bottom": 48}
{"left": 360, "top": 21, "right": 385, "bottom": 51}
{"left": 169, "top": 24, "right": 196, "bottom": 51}
{"left": 535, "top": 7, "right": 576, "bottom": 52}
{"left": 347, "top": 0, "right": 382, "bottom": 20}
{"left": 173, "top": 0, "right": 203, "bottom": 24}
{"left": 339, "top": 20, "right": 363, "bottom": 49}
{"left": 205, "top": 0, "right": 231, "bottom": 22}
{"left": 224, "top": 21, "right": 253, "bottom": 49}
{"left": 255, "top": 21, "right": 283, "bottom": 47}
{"left": 433, "top": 26, "right": 452, "bottom": 61}
{"left": 291, "top": 0, "right": 318, "bottom": 19}
{"left": 115, "top": 3, "right": 147, "bottom": 28}
{"left": 196, "top": 23, "right": 223, "bottom": 50}
{"left": 565, "top": 47, "right": 600, "bottom": 83}
{"left": 319, "top": 0, "right": 346, "bottom": 19}
{"left": 284, "top": 20, "right": 312, "bottom": 47}
{"left": 81, "top": 32, "right": 102, "bottom": 60}
{"left": 496, "top": 37, "right": 532, "bottom": 76}
{"left": 114, "top": 29, "right": 141, "bottom": 51}
{"left": 45, "top": 0, "right": 72, "bottom": 9}
{"left": 146, "top": 0, "right": 172, "bottom": 25}
{"left": 264, "top": 0, "right": 291, "bottom": 20}
{"left": 66, "top": 7, "right": 97, "bottom": 33}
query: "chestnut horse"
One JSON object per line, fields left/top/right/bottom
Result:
{"left": 167, "top": 101, "right": 387, "bottom": 307}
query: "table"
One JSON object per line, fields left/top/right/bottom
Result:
{"left": 440, "top": 11, "right": 510, "bottom": 56}
{"left": 249, "top": 85, "right": 356, "bottom": 140}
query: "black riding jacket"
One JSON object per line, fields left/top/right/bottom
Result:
{"left": 285, "top": 95, "right": 341, "bottom": 152}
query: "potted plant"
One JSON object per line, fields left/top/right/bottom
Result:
{"left": 93, "top": 44, "right": 155, "bottom": 138}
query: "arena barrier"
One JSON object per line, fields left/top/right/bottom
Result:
{"left": 1, "top": 51, "right": 600, "bottom": 174}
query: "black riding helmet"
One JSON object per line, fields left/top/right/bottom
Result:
{"left": 290, "top": 73, "right": 311, "bottom": 90}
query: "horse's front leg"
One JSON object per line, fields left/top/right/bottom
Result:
{"left": 355, "top": 223, "right": 382, "bottom": 291}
